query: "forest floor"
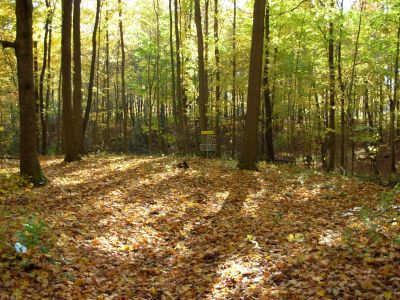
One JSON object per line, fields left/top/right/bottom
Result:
{"left": 0, "top": 155, "right": 399, "bottom": 299}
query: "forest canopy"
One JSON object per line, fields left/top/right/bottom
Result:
{"left": 0, "top": 0, "right": 400, "bottom": 174}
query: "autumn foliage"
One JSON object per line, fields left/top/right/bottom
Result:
{"left": 0, "top": 155, "right": 399, "bottom": 299}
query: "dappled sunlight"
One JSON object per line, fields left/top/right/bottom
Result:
{"left": 210, "top": 254, "right": 267, "bottom": 299}
{"left": 1, "top": 155, "right": 398, "bottom": 299}
{"left": 318, "top": 229, "right": 341, "bottom": 246}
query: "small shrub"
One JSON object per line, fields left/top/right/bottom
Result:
{"left": 15, "top": 215, "right": 49, "bottom": 254}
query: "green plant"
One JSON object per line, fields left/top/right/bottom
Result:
{"left": 379, "top": 183, "right": 400, "bottom": 212}
{"left": 15, "top": 215, "right": 49, "bottom": 253}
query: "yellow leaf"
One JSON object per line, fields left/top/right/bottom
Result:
{"left": 149, "top": 287, "right": 157, "bottom": 295}
{"left": 360, "top": 279, "right": 373, "bottom": 290}
{"left": 120, "top": 244, "right": 130, "bottom": 251}
{"left": 316, "top": 288, "right": 326, "bottom": 297}
{"left": 12, "top": 288, "right": 23, "bottom": 299}
{"left": 383, "top": 291, "right": 393, "bottom": 300}
{"left": 75, "top": 278, "right": 85, "bottom": 286}
{"left": 287, "top": 233, "right": 305, "bottom": 242}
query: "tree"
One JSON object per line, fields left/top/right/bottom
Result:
{"left": 118, "top": 0, "right": 128, "bottom": 152}
{"left": 82, "top": 0, "right": 101, "bottom": 147}
{"left": 194, "top": 0, "right": 208, "bottom": 132}
{"left": 231, "top": 0, "right": 237, "bottom": 159}
{"left": 327, "top": 0, "right": 336, "bottom": 172}
{"left": 214, "top": 0, "right": 221, "bottom": 157}
{"left": 0, "top": 0, "right": 45, "bottom": 184}
{"left": 390, "top": 13, "right": 400, "bottom": 175}
{"left": 174, "top": 0, "right": 186, "bottom": 152}
{"left": 38, "top": 0, "right": 52, "bottom": 155}
{"left": 263, "top": 0, "right": 274, "bottom": 162}
{"left": 61, "top": 0, "right": 79, "bottom": 161}
{"left": 238, "top": 0, "right": 266, "bottom": 170}
{"left": 73, "top": 0, "right": 83, "bottom": 155}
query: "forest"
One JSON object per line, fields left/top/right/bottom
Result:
{"left": 0, "top": 0, "right": 399, "bottom": 298}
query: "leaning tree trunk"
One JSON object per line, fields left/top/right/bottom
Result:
{"left": 15, "top": 0, "right": 45, "bottom": 184}
{"left": 238, "top": 0, "right": 266, "bottom": 170}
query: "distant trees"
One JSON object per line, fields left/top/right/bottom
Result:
{"left": 2, "top": 0, "right": 400, "bottom": 177}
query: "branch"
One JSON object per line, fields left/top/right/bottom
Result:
{"left": 272, "top": 0, "right": 309, "bottom": 16}
{"left": 0, "top": 40, "right": 15, "bottom": 49}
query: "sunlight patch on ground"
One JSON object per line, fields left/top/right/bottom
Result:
{"left": 318, "top": 229, "right": 341, "bottom": 246}
{"left": 210, "top": 254, "right": 267, "bottom": 299}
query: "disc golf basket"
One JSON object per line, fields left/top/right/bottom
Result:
{"left": 200, "top": 130, "right": 216, "bottom": 158}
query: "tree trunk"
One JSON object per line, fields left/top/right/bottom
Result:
{"left": 194, "top": 0, "right": 208, "bottom": 132}
{"left": 214, "top": 0, "right": 221, "bottom": 157}
{"left": 105, "top": 10, "right": 111, "bottom": 149}
{"left": 73, "top": 0, "right": 83, "bottom": 154}
{"left": 13, "top": 0, "right": 45, "bottom": 184}
{"left": 118, "top": 0, "right": 128, "bottom": 152}
{"left": 82, "top": 0, "right": 101, "bottom": 145}
{"left": 231, "top": 0, "right": 237, "bottom": 159}
{"left": 337, "top": 1, "right": 346, "bottom": 170}
{"left": 168, "top": 0, "right": 178, "bottom": 127}
{"left": 390, "top": 17, "right": 400, "bottom": 175}
{"left": 174, "top": 0, "right": 185, "bottom": 152}
{"left": 327, "top": 0, "right": 336, "bottom": 172}
{"left": 44, "top": 2, "right": 53, "bottom": 156}
{"left": 39, "top": 0, "right": 50, "bottom": 155}
{"left": 263, "top": 0, "right": 274, "bottom": 162}
{"left": 62, "top": 0, "right": 79, "bottom": 162}
{"left": 238, "top": 0, "right": 266, "bottom": 170}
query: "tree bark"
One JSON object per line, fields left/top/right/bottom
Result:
{"left": 174, "top": 0, "right": 185, "bottom": 152}
{"left": 82, "top": 0, "right": 101, "bottom": 145}
{"left": 214, "top": 0, "right": 221, "bottom": 157}
{"left": 238, "top": 0, "right": 266, "bottom": 170}
{"left": 14, "top": 0, "right": 45, "bottom": 184}
{"left": 62, "top": 0, "right": 79, "bottom": 161}
{"left": 390, "top": 16, "right": 400, "bottom": 175}
{"left": 105, "top": 10, "right": 111, "bottom": 149}
{"left": 194, "top": 0, "right": 208, "bottom": 132}
{"left": 118, "top": 0, "right": 128, "bottom": 152}
{"left": 168, "top": 0, "right": 178, "bottom": 127}
{"left": 73, "top": 0, "right": 83, "bottom": 154}
{"left": 263, "top": 0, "right": 274, "bottom": 162}
{"left": 231, "top": 0, "right": 237, "bottom": 159}
{"left": 39, "top": 0, "right": 51, "bottom": 155}
{"left": 337, "top": 0, "right": 346, "bottom": 170}
{"left": 327, "top": 0, "right": 336, "bottom": 172}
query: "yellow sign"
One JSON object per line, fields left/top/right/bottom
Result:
{"left": 201, "top": 130, "right": 215, "bottom": 135}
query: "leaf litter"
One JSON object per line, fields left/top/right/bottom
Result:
{"left": 0, "top": 155, "right": 399, "bottom": 299}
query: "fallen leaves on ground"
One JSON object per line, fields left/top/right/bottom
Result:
{"left": 0, "top": 155, "right": 399, "bottom": 299}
